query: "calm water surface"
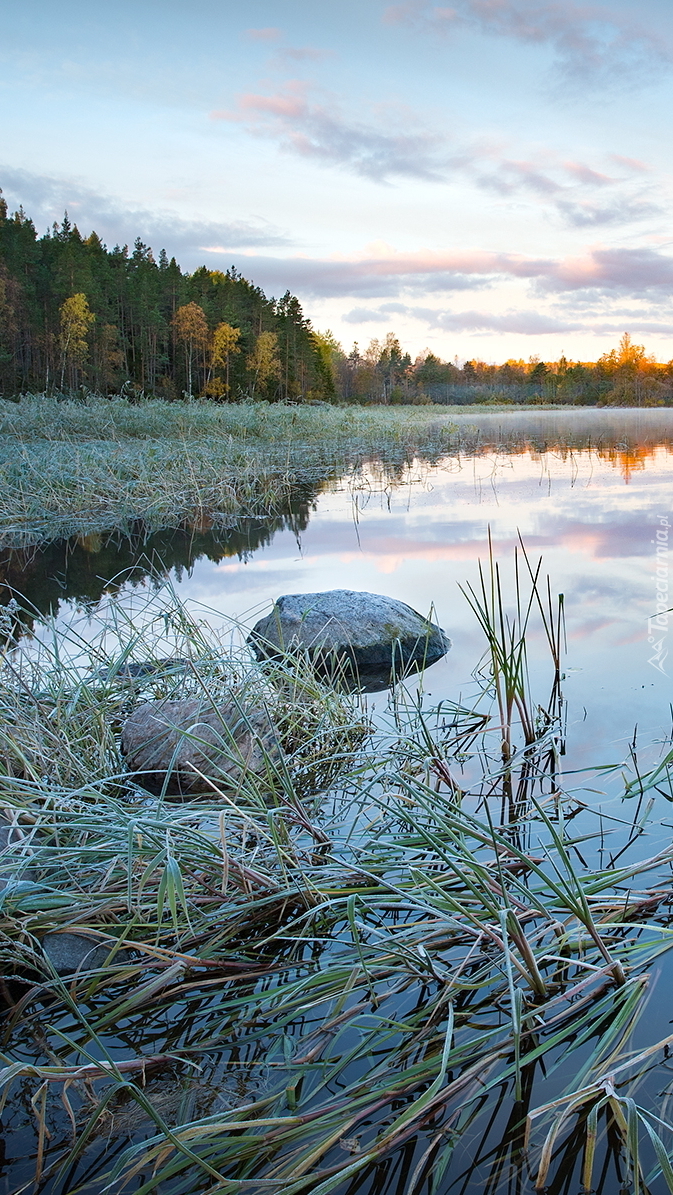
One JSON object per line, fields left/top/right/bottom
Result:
{"left": 4, "top": 411, "right": 672, "bottom": 769}
{"left": 3, "top": 410, "right": 673, "bottom": 1194}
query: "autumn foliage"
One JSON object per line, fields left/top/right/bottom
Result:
{"left": 1, "top": 190, "right": 672, "bottom": 405}
{"left": 0, "top": 191, "right": 332, "bottom": 402}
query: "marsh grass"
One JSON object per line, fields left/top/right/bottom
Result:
{"left": 2, "top": 396, "right": 673, "bottom": 548}
{"left": 0, "top": 397, "right": 461, "bottom": 547}
{"left": 1, "top": 561, "right": 673, "bottom": 1192}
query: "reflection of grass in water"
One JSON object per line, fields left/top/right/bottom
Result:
{"left": 2, "top": 561, "right": 673, "bottom": 1193}
{"left": 2, "top": 396, "right": 673, "bottom": 547}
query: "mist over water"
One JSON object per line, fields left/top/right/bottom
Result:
{"left": 3, "top": 409, "right": 673, "bottom": 774}
{"left": 4, "top": 410, "right": 673, "bottom": 1194}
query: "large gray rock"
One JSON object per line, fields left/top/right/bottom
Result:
{"left": 249, "top": 590, "right": 450, "bottom": 692}
{"left": 42, "top": 932, "right": 130, "bottom": 975}
{"left": 121, "top": 696, "right": 281, "bottom": 795}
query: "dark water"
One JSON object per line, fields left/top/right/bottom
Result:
{"left": 3, "top": 410, "right": 673, "bottom": 1193}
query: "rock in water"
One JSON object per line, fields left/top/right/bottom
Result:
{"left": 42, "top": 932, "right": 130, "bottom": 974}
{"left": 121, "top": 697, "right": 281, "bottom": 795}
{"left": 249, "top": 590, "right": 450, "bottom": 692}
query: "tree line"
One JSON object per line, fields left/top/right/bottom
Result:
{"left": 0, "top": 191, "right": 335, "bottom": 401}
{"left": 325, "top": 331, "right": 673, "bottom": 406}
{"left": 1, "top": 190, "right": 672, "bottom": 405}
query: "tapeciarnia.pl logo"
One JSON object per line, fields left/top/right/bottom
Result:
{"left": 648, "top": 514, "right": 669, "bottom": 676}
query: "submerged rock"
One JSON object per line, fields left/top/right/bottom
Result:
{"left": 249, "top": 589, "right": 451, "bottom": 692}
{"left": 121, "top": 696, "right": 281, "bottom": 795}
{"left": 42, "top": 932, "right": 130, "bottom": 975}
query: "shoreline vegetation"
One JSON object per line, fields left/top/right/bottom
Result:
{"left": 1, "top": 562, "right": 673, "bottom": 1193}
{"left": 5, "top": 201, "right": 673, "bottom": 1195}
{"left": 2, "top": 192, "right": 673, "bottom": 406}
{"left": 0, "top": 397, "right": 672, "bottom": 549}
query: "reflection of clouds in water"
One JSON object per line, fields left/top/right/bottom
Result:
{"left": 188, "top": 446, "right": 673, "bottom": 758}
{"left": 29, "top": 437, "right": 673, "bottom": 767}
{"left": 337, "top": 455, "right": 673, "bottom": 539}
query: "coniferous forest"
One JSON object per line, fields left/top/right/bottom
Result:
{"left": 0, "top": 191, "right": 335, "bottom": 402}
{"left": 2, "top": 188, "right": 673, "bottom": 405}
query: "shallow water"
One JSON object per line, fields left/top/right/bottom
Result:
{"left": 3, "top": 409, "right": 673, "bottom": 1193}
{"left": 4, "top": 410, "right": 673, "bottom": 771}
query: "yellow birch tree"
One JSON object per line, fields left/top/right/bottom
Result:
{"left": 59, "top": 293, "right": 95, "bottom": 390}
{"left": 247, "top": 331, "right": 281, "bottom": 398}
{"left": 172, "top": 302, "right": 209, "bottom": 398}
{"left": 206, "top": 321, "right": 241, "bottom": 398}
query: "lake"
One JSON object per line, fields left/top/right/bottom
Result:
{"left": 3, "top": 408, "right": 673, "bottom": 1194}
{"left": 4, "top": 409, "right": 672, "bottom": 770}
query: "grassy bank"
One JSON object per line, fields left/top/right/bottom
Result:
{"left": 2, "top": 396, "right": 673, "bottom": 548}
{"left": 2, "top": 562, "right": 673, "bottom": 1192}
{"left": 0, "top": 397, "right": 459, "bottom": 547}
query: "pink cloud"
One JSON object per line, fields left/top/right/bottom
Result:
{"left": 563, "top": 161, "right": 613, "bottom": 186}
{"left": 479, "top": 158, "right": 563, "bottom": 196}
{"left": 213, "top": 81, "right": 655, "bottom": 232}
{"left": 200, "top": 242, "right": 673, "bottom": 303}
{"left": 547, "top": 246, "right": 673, "bottom": 292}
{"left": 213, "top": 82, "right": 446, "bottom": 182}
{"left": 226, "top": 81, "right": 308, "bottom": 120}
{"left": 245, "top": 27, "right": 281, "bottom": 41}
{"left": 385, "top": 0, "right": 672, "bottom": 85}
{"left": 609, "top": 154, "right": 649, "bottom": 173}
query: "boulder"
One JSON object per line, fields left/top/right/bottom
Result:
{"left": 249, "top": 590, "right": 450, "bottom": 692}
{"left": 42, "top": 932, "right": 130, "bottom": 975}
{"left": 121, "top": 696, "right": 281, "bottom": 795}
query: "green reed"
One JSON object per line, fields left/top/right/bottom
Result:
{"left": 0, "top": 562, "right": 672, "bottom": 1193}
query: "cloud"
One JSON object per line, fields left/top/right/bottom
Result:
{"left": 545, "top": 246, "right": 673, "bottom": 293}
{"left": 212, "top": 82, "right": 447, "bottom": 183}
{"left": 563, "top": 162, "right": 613, "bottom": 186}
{"left": 555, "top": 197, "right": 662, "bottom": 227}
{"left": 0, "top": 166, "right": 289, "bottom": 256}
{"left": 245, "top": 28, "right": 281, "bottom": 42}
{"left": 609, "top": 154, "right": 649, "bottom": 173}
{"left": 343, "top": 306, "right": 398, "bottom": 323}
{"left": 478, "top": 158, "right": 564, "bottom": 196}
{"left": 472, "top": 156, "right": 662, "bottom": 229}
{"left": 205, "top": 247, "right": 554, "bottom": 298}
{"left": 274, "top": 46, "right": 330, "bottom": 64}
{"left": 341, "top": 301, "right": 673, "bottom": 336}
{"left": 213, "top": 81, "right": 662, "bottom": 233}
{"left": 199, "top": 244, "right": 673, "bottom": 329}
{"left": 343, "top": 302, "right": 579, "bottom": 333}
{"left": 199, "top": 243, "right": 673, "bottom": 303}
{"left": 6, "top": 168, "right": 671, "bottom": 316}
{"left": 385, "top": 0, "right": 672, "bottom": 87}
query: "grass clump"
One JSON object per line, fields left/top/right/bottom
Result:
{"left": 0, "top": 397, "right": 462, "bottom": 547}
{"left": 2, "top": 396, "right": 673, "bottom": 548}
{"left": 1, "top": 561, "right": 673, "bottom": 1192}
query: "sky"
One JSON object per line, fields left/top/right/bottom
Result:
{"left": 3, "top": 0, "right": 673, "bottom": 364}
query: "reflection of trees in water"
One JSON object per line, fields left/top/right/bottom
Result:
{"left": 3, "top": 417, "right": 672, "bottom": 636}
{"left": 0, "top": 482, "right": 318, "bottom": 634}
